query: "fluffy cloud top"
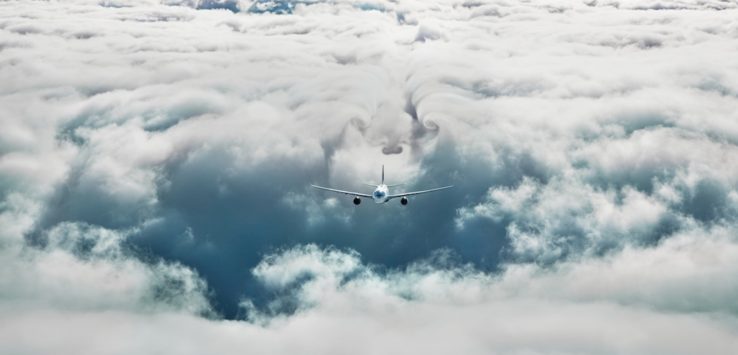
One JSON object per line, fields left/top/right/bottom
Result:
{"left": 2, "top": 0, "right": 738, "bottom": 353}
{"left": 3, "top": 240, "right": 738, "bottom": 354}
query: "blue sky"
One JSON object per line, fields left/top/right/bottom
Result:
{"left": 1, "top": 0, "right": 738, "bottom": 353}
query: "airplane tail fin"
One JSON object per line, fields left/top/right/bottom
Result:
{"left": 368, "top": 166, "right": 401, "bottom": 187}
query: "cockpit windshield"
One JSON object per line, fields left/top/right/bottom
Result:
{"left": 373, "top": 190, "right": 384, "bottom": 198}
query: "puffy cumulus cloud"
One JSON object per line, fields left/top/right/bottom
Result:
{"left": 2, "top": 243, "right": 738, "bottom": 354}
{"left": 0, "top": 222, "right": 212, "bottom": 314}
{"left": 457, "top": 175, "right": 685, "bottom": 262}
{"left": 2, "top": 0, "right": 738, "bottom": 350}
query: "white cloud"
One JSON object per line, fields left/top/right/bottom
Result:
{"left": 457, "top": 176, "right": 681, "bottom": 262}
{"left": 3, "top": 240, "right": 738, "bottom": 354}
{"left": 0, "top": 222, "right": 212, "bottom": 314}
{"left": 2, "top": 0, "right": 738, "bottom": 353}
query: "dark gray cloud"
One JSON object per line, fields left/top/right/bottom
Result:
{"left": 2, "top": 0, "right": 738, "bottom": 353}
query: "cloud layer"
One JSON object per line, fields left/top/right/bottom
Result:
{"left": 3, "top": 239, "right": 738, "bottom": 354}
{"left": 2, "top": 0, "right": 738, "bottom": 353}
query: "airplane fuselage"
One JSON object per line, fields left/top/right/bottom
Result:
{"left": 372, "top": 184, "right": 389, "bottom": 203}
{"left": 311, "top": 165, "right": 452, "bottom": 206}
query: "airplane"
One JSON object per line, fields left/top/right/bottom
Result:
{"left": 311, "top": 165, "right": 453, "bottom": 205}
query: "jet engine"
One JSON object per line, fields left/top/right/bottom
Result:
{"left": 353, "top": 196, "right": 361, "bottom": 205}
{"left": 400, "top": 196, "right": 408, "bottom": 205}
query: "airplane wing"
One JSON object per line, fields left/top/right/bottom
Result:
{"left": 311, "top": 185, "right": 373, "bottom": 198}
{"left": 387, "top": 185, "right": 453, "bottom": 200}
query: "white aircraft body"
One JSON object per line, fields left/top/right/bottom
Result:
{"left": 312, "top": 166, "right": 453, "bottom": 205}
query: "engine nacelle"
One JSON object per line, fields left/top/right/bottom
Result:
{"left": 353, "top": 196, "right": 361, "bottom": 205}
{"left": 400, "top": 196, "right": 408, "bottom": 206}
